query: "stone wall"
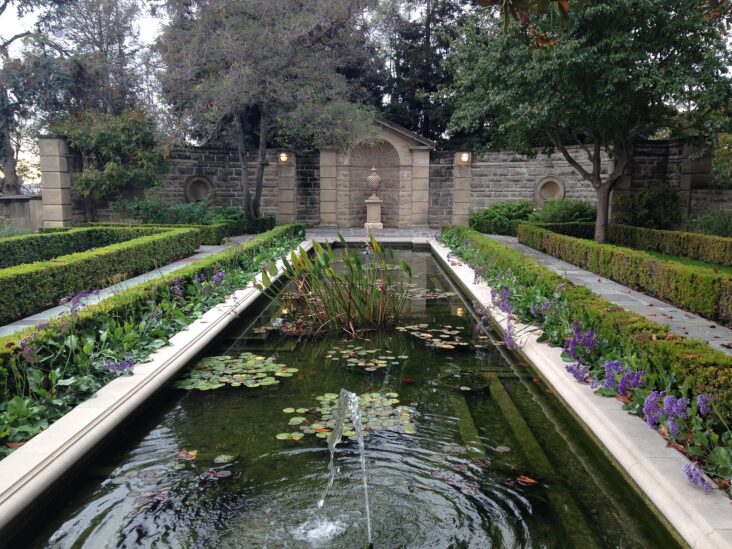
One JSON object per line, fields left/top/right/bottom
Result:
{"left": 429, "top": 152, "right": 454, "bottom": 228}
{"left": 469, "top": 148, "right": 601, "bottom": 212}
{"left": 0, "top": 195, "right": 43, "bottom": 230}
{"left": 295, "top": 151, "right": 320, "bottom": 226}
{"left": 690, "top": 189, "right": 732, "bottom": 213}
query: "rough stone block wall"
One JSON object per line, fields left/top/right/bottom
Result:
{"left": 429, "top": 152, "right": 454, "bottom": 227}
{"left": 296, "top": 151, "right": 320, "bottom": 226}
{"left": 630, "top": 141, "right": 684, "bottom": 190}
{"left": 162, "top": 146, "right": 278, "bottom": 216}
{"left": 690, "top": 189, "right": 732, "bottom": 213}
{"left": 469, "top": 148, "right": 600, "bottom": 213}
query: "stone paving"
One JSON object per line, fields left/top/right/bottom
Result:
{"left": 0, "top": 235, "right": 254, "bottom": 339}
{"left": 488, "top": 234, "right": 732, "bottom": 356}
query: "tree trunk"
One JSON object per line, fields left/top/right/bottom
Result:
{"left": 1, "top": 127, "right": 20, "bottom": 195}
{"left": 253, "top": 105, "right": 268, "bottom": 219}
{"left": 594, "top": 184, "right": 612, "bottom": 244}
{"left": 236, "top": 115, "right": 254, "bottom": 219}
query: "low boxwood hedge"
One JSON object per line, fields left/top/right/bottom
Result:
{"left": 518, "top": 223, "right": 732, "bottom": 325}
{"left": 0, "top": 228, "right": 202, "bottom": 324}
{"left": 0, "top": 226, "right": 164, "bottom": 269}
{"left": 445, "top": 226, "right": 732, "bottom": 421}
{"left": 41, "top": 223, "right": 231, "bottom": 246}
{"left": 0, "top": 224, "right": 304, "bottom": 398}
{"left": 531, "top": 222, "right": 732, "bottom": 266}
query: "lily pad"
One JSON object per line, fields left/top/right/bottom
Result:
{"left": 213, "top": 454, "right": 235, "bottom": 464}
{"left": 175, "top": 352, "right": 297, "bottom": 392}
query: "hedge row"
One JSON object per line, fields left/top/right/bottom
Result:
{"left": 0, "top": 228, "right": 202, "bottom": 324}
{"left": 532, "top": 222, "right": 732, "bottom": 266}
{"left": 0, "top": 224, "right": 304, "bottom": 373}
{"left": 41, "top": 223, "right": 231, "bottom": 246}
{"left": 0, "top": 226, "right": 165, "bottom": 269}
{"left": 518, "top": 223, "right": 732, "bottom": 325}
{"left": 447, "top": 226, "right": 732, "bottom": 419}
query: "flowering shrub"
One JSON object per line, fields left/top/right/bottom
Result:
{"left": 441, "top": 226, "right": 732, "bottom": 496}
{"left": 0, "top": 226, "right": 304, "bottom": 456}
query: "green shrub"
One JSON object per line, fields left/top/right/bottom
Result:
{"left": 689, "top": 211, "right": 732, "bottom": 237}
{"left": 517, "top": 223, "right": 732, "bottom": 324}
{"left": 469, "top": 200, "right": 534, "bottom": 235}
{"left": 531, "top": 222, "right": 732, "bottom": 266}
{"left": 443, "top": 225, "right": 732, "bottom": 421}
{"left": 612, "top": 185, "right": 683, "bottom": 229}
{"left": 0, "top": 217, "right": 31, "bottom": 238}
{"left": 0, "top": 228, "right": 202, "bottom": 324}
{"left": 0, "top": 226, "right": 163, "bottom": 268}
{"left": 528, "top": 199, "right": 596, "bottom": 223}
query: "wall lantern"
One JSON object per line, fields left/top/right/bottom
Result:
{"left": 460, "top": 152, "right": 471, "bottom": 164}
{"left": 279, "top": 152, "right": 289, "bottom": 163}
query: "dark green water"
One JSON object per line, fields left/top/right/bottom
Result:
{"left": 21, "top": 250, "right": 679, "bottom": 548}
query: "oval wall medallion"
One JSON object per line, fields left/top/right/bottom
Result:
{"left": 184, "top": 176, "right": 215, "bottom": 203}
{"left": 533, "top": 176, "right": 566, "bottom": 207}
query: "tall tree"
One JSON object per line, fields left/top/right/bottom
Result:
{"left": 377, "top": 0, "right": 474, "bottom": 144}
{"left": 449, "top": 1, "right": 731, "bottom": 242}
{"left": 0, "top": 0, "right": 69, "bottom": 194}
{"left": 158, "top": 0, "right": 375, "bottom": 219}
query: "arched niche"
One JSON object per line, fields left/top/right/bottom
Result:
{"left": 349, "top": 139, "right": 400, "bottom": 227}
{"left": 534, "top": 176, "right": 566, "bottom": 207}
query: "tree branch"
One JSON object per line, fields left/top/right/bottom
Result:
{"left": 547, "top": 129, "right": 594, "bottom": 183}
{"left": 1, "top": 31, "right": 31, "bottom": 53}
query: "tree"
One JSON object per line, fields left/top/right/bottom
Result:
{"left": 51, "top": 109, "right": 167, "bottom": 220}
{"left": 376, "top": 0, "right": 474, "bottom": 144}
{"left": 448, "top": 1, "right": 731, "bottom": 242}
{"left": 158, "top": 0, "right": 375, "bottom": 219}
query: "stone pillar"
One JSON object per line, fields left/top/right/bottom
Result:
{"left": 452, "top": 152, "right": 472, "bottom": 226}
{"left": 411, "top": 148, "right": 430, "bottom": 227}
{"left": 319, "top": 148, "right": 337, "bottom": 227}
{"left": 39, "top": 136, "right": 73, "bottom": 227}
{"left": 277, "top": 151, "right": 296, "bottom": 224}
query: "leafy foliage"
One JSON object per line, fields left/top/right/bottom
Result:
{"left": 689, "top": 211, "right": 732, "bottom": 237}
{"left": 612, "top": 186, "right": 683, "bottom": 230}
{"left": 52, "top": 110, "right": 167, "bottom": 210}
{"left": 469, "top": 200, "right": 534, "bottom": 235}
{"left": 257, "top": 235, "right": 411, "bottom": 336}
{"left": 528, "top": 200, "right": 595, "bottom": 224}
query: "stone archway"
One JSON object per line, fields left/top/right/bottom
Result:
{"left": 349, "top": 140, "right": 400, "bottom": 227}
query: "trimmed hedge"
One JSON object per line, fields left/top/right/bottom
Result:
{"left": 517, "top": 223, "right": 732, "bottom": 325}
{"left": 41, "top": 223, "right": 231, "bottom": 246}
{"left": 0, "top": 228, "right": 202, "bottom": 324}
{"left": 534, "top": 222, "right": 732, "bottom": 266}
{"left": 0, "top": 226, "right": 164, "bottom": 269}
{"left": 446, "top": 226, "right": 732, "bottom": 420}
{"left": 0, "top": 224, "right": 305, "bottom": 392}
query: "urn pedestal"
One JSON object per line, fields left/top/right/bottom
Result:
{"left": 364, "top": 166, "right": 383, "bottom": 229}
{"left": 365, "top": 196, "right": 383, "bottom": 230}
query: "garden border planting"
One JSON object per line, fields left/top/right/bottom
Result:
{"left": 517, "top": 223, "right": 732, "bottom": 325}
{"left": 0, "top": 226, "right": 166, "bottom": 269}
{"left": 0, "top": 227, "right": 202, "bottom": 324}
{"left": 431, "top": 236, "right": 732, "bottom": 549}
{"left": 528, "top": 222, "right": 732, "bottom": 266}
{"left": 40, "top": 222, "right": 233, "bottom": 246}
{"left": 0, "top": 235, "right": 311, "bottom": 536}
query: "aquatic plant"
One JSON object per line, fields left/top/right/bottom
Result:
{"left": 325, "top": 344, "right": 408, "bottom": 372}
{"left": 174, "top": 352, "right": 298, "bottom": 391}
{"left": 275, "top": 391, "right": 417, "bottom": 442}
{"left": 257, "top": 234, "right": 411, "bottom": 336}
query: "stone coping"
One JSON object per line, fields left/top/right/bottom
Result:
{"left": 0, "top": 240, "right": 312, "bottom": 536}
{"left": 429, "top": 238, "right": 732, "bottom": 549}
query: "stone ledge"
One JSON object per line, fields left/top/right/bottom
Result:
{"left": 430, "top": 238, "right": 732, "bottom": 549}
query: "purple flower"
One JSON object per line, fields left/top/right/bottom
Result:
{"left": 566, "top": 363, "right": 590, "bottom": 383}
{"left": 643, "top": 391, "right": 665, "bottom": 428}
{"left": 683, "top": 462, "right": 713, "bottom": 492}
{"left": 603, "top": 360, "right": 626, "bottom": 390}
{"left": 212, "top": 271, "right": 226, "bottom": 287}
{"left": 617, "top": 370, "right": 644, "bottom": 396}
{"left": 194, "top": 273, "right": 206, "bottom": 284}
{"left": 503, "top": 322, "right": 515, "bottom": 350}
{"left": 667, "top": 416, "right": 681, "bottom": 438}
{"left": 663, "top": 396, "right": 689, "bottom": 420}
{"left": 170, "top": 278, "right": 184, "bottom": 298}
{"left": 61, "top": 289, "right": 100, "bottom": 315}
{"left": 564, "top": 322, "right": 597, "bottom": 361}
{"left": 492, "top": 287, "right": 513, "bottom": 315}
{"left": 541, "top": 298, "right": 556, "bottom": 313}
{"left": 696, "top": 393, "right": 715, "bottom": 417}
{"left": 104, "top": 359, "right": 136, "bottom": 372}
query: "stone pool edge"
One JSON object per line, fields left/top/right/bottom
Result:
{"left": 430, "top": 238, "right": 732, "bottom": 549}
{"left": 0, "top": 240, "right": 313, "bottom": 536}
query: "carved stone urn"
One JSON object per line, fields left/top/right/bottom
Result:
{"left": 366, "top": 166, "right": 382, "bottom": 199}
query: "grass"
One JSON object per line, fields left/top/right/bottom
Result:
{"left": 638, "top": 249, "right": 732, "bottom": 276}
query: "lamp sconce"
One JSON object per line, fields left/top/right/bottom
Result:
{"left": 278, "top": 151, "right": 290, "bottom": 164}
{"left": 459, "top": 152, "right": 471, "bottom": 164}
